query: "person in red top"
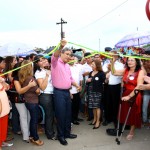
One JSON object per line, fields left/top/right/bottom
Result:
{"left": 0, "top": 57, "right": 12, "bottom": 149}
{"left": 0, "top": 77, "right": 10, "bottom": 150}
{"left": 111, "top": 56, "right": 144, "bottom": 140}
{"left": 0, "top": 57, "right": 15, "bottom": 148}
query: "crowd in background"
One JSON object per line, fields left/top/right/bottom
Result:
{"left": 0, "top": 40, "right": 150, "bottom": 149}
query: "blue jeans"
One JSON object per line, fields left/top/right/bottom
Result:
{"left": 54, "top": 88, "right": 71, "bottom": 138}
{"left": 25, "top": 103, "right": 39, "bottom": 141}
{"left": 39, "top": 93, "right": 54, "bottom": 138}
{"left": 142, "top": 90, "right": 150, "bottom": 123}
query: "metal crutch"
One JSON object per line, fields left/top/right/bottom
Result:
{"left": 115, "top": 86, "right": 124, "bottom": 144}
{"left": 115, "top": 100, "right": 122, "bottom": 144}
{"left": 116, "top": 89, "right": 140, "bottom": 145}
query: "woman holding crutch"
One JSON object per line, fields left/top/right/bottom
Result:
{"left": 111, "top": 55, "right": 144, "bottom": 141}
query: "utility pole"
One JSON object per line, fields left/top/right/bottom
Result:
{"left": 56, "top": 18, "right": 67, "bottom": 40}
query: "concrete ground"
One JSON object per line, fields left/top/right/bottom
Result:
{"left": 3, "top": 118, "right": 150, "bottom": 150}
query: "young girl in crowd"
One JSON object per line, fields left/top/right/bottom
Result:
{"left": 12, "top": 63, "right": 37, "bottom": 143}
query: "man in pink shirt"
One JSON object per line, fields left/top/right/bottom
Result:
{"left": 51, "top": 40, "right": 80, "bottom": 146}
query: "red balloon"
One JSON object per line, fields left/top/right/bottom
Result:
{"left": 146, "top": 0, "right": 150, "bottom": 21}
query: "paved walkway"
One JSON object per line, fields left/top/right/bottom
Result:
{"left": 3, "top": 119, "right": 150, "bottom": 150}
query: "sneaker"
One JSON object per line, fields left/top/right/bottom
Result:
{"left": 2, "top": 142, "right": 13, "bottom": 147}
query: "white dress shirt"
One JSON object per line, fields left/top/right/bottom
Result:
{"left": 35, "top": 69, "right": 53, "bottom": 94}
{"left": 70, "top": 64, "right": 83, "bottom": 94}
{"left": 109, "top": 60, "right": 124, "bottom": 85}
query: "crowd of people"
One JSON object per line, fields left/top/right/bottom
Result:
{"left": 0, "top": 39, "right": 150, "bottom": 149}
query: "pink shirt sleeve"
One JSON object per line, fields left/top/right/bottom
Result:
{"left": 51, "top": 54, "right": 58, "bottom": 68}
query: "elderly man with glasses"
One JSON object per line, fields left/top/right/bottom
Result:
{"left": 51, "top": 40, "right": 81, "bottom": 146}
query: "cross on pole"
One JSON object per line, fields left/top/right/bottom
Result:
{"left": 56, "top": 18, "right": 67, "bottom": 40}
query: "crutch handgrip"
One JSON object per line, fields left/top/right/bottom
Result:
{"left": 128, "top": 89, "right": 140, "bottom": 105}
{"left": 134, "top": 89, "right": 140, "bottom": 95}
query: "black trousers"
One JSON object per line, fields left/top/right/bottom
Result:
{"left": 54, "top": 88, "right": 71, "bottom": 138}
{"left": 39, "top": 93, "right": 54, "bottom": 138}
{"left": 105, "top": 83, "right": 121, "bottom": 126}
{"left": 101, "top": 83, "right": 108, "bottom": 121}
{"left": 71, "top": 93, "right": 80, "bottom": 122}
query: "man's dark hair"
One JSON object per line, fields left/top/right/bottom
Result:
{"left": 72, "top": 49, "right": 82, "bottom": 53}
{"left": 25, "top": 55, "right": 30, "bottom": 60}
{"left": 84, "top": 52, "right": 91, "bottom": 57}
{"left": 29, "top": 53, "right": 36, "bottom": 60}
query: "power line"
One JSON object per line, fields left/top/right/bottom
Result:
{"left": 70, "top": 0, "right": 129, "bottom": 34}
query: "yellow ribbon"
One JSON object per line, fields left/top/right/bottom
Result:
{"left": 1, "top": 41, "right": 150, "bottom": 77}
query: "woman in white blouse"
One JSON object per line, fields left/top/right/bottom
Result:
{"left": 34, "top": 55, "right": 55, "bottom": 140}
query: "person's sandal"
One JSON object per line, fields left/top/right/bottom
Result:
{"left": 31, "top": 139, "right": 44, "bottom": 146}
{"left": 126, "top": 134, "right": 134, "bottom": 140}
{"left": 6, "top": 136, "right": 14, "bottom": 142}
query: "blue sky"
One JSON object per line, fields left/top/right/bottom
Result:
{"left": 0, "top": 0, "right": 149, "bottom": 51}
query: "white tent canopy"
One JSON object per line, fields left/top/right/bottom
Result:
{"left": 0, "top": 42, "right": 34, "bottom": 57}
